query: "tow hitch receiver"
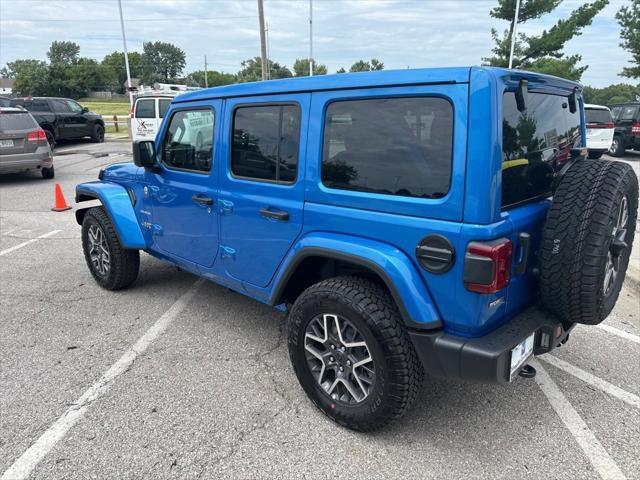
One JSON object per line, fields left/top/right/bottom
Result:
{"left": 518, "top": 364, "right": 537, "bottom": 379}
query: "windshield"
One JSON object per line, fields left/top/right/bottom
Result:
{"left": 501, "top": 91, "right": 582, "bottom": 208}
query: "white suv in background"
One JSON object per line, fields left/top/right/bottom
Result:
{"left": 585, "top": 104, "right": 614, "bottom": 159}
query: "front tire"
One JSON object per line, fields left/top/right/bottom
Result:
{"left": 81, "top": 207, "right": 139, "bottom": 290}
{"left": 91, "top": 124, "right": 105, "bottom": 143}
{"left": 288, "top": 276, "right": 423, "bottom": 431}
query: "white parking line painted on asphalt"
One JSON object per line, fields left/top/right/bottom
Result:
{"left": 540, "top": 355, "right": 640, "bottom": 409}
{"left": 595, "top": 324, "right": 640, "bottom": 344}
{"left": 0, "top": 278, "right": 204, "bottom": 480}
{"left": 0, "top": 230, "right": 61, "bottom": 257}
{"left": 533, "top": 361, "right": 626, "bottom": 480}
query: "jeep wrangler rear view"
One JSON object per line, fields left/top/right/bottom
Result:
{"left": 75, "top": 67, "right": 638, "bottom": 431}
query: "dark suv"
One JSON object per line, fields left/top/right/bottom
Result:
{"left": 74, "top": 67, "right": 638, "bottom": 431}
{"left": 609, "top": 102, "right": 640, "bottom": 156}
{"left": 9, "top": 97, "right": 105, "bottom": 148}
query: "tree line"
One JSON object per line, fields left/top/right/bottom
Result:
{"left": 1, "top": 0, "right": 638, "bottom": 104}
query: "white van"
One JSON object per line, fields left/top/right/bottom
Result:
{"left": 584, "top": 104, "right": 615, "bottom": 159}
{"left": 130, "top": 95, "right": 173, "bottom": 142}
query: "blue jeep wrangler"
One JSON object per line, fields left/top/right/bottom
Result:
{"left": 75, "top": 67, "right": 638, "bottom": 431}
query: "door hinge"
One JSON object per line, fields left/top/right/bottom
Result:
{"left": 220, "top": 245, "right": 236, "bottom": 260}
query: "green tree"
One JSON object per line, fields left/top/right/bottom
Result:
{"left": 336, "top": 67, "right": 347, "bottom": 73}
{"left": 236, "top": 57, "right": 293, "bottom": 82}
{"left": 293, "top": 58, "right": 327, "bottom": 76}
{"left": 1, "top": 59, "right": 51, "bottom": 96}
{"left": 349, "top": 59, "right": 384, "bottom": 72}
{"left": 102, "top": 51, "right": 145, "bottom": 91}
{"left": 142, "top": 41, "right": 186, "bottom": 83}
{"left": 47, "top": 41, "right": 80, "bottom": 66}
{"left": 485, "top": 0, "right": 609, "bottom": 80}
{"left": 617, "top": 0, "right": 640, "bottom": 78}
{"left": 583, "top": 83, "right": 640, "bottom": 104}
{"left": 67, "top": 58, "right": 117, "bottom": 98}
{"left": 187, "top": 70, "right": 237, "bottom": 87}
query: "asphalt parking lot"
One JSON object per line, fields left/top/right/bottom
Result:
{"left": 0, "top": 139, "right": 638, "bottom": 480}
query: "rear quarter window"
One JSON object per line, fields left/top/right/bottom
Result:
{"left": 135, "top": 99, "right": 156, "bottom": 119}
{"left": 0, "top": 113, "right": 38, "bottom": 131}
{"left": 620, "top": 105, "right": 638, "bottom": 121}
{"left": 321, "top": 97, "right": 453, "bottom": 199}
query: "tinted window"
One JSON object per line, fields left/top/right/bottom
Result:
{"left": 585, "top": 108, "right": 612, "bottom": 125}
{"left": 67, "top": 100, "right": 83, "bottom": 113}
{"left": 22, "top": 100, "right": 51, "bottom": 112}
{"left": 620, "top": 105, "right": 638, "bottom": 121}
{"left": 610, "top": 106, "right": 622, "bottom": 120}
{"left": 232, "top": 104, "right": 301, "bottom": 183}
{"left": 51, "top": 99, "right": 71, "bottom": 113}
{"left": 135, "top": 99, "right": 156, "bottom": 119}
{"left": 502, "top": 92, "right": 582, "bottom": 208}
{"left": 159, "top": 99, "right": 171, "bottom": 118}
{"left": 162, "top": 109, "right": 215, "bottom": 172}
{"left": 322, "top": 97, "right": 453, "bottom": 198}
{"left": 0, "top": 112, "right": 38, "bottom": 131}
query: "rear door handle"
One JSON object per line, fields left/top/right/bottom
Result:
{"left": 260, "top": 208, "right": 289, "bottom": 221}
{"left": 192, "top": 194, "right": 214, "bottom": 206}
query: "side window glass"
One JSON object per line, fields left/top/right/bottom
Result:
{"left": 159, "top": 99, "right": 171, "bottom": 118}
{"left": 231, "top": 104, "right": 301, "bottom": 183}
{"left": 135, "top": 99, "right": 156, "bottom": 119}
{"left": 322, "top": 97, "right": 453, "bottom": 198}
{"left": 52, "top": 99, "right": 71, "bottom": 113}
{"left": 162, "top": 109, "right": 215, "bottom": 173}
{"left": 67, "top": 100, "right": 83, "bottom": 113}
{"left": 610, "top": 106, "right": 622, "bottom": 121}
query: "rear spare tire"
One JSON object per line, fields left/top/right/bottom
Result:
{"left": 540, "top": 159, "right": 638, "bottom": 325}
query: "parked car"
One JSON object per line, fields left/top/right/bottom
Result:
{"left": 0, "top": 96, "right": 11, "bottom": 107}
{"left": 9, "top": 97, "right": 105, "bottom": 148}
{"left": 0, "top": 107, "right": 54, "bottom": 178}
{"left": 609, "top": 102, "right": 640, "bottom": 156}
{"left": 74, "top": 67, "right": 637, "bottom": 431}
{"left": 584, "top": 104, "right": 614, "bottom": 159}
{"left": 130, "top": 93, "right": 173, "bottom": 142}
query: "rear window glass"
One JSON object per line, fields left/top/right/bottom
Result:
{"left": 0, "top": 112, "right": 37, "bottom": 130}
{"left": 135, "top": 99, "right": 156, "bottom": 119}
{"left": 322, "top": 97, "right": 453, "bottom": 199}
{"left": 585, "top": 108, "right": 612, "bottom": 125}
{"left": 159, "top": 99, "right": 171, "bottom": 118}
{"left": 502, "top": 92, "right": 582, "bottom": 208}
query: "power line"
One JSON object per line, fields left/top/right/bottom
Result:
{"left": 0, "top": 15, "right": 256, "bottom": 23}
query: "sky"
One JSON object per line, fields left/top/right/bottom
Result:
{"left": 0, "top": 0, "right": 635, "bottom": 88}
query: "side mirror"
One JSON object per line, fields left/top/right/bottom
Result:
{"left": 81, "top": 106, "right": 89, "bottom": 114}
{"left": 133, "top": 140, "right": 158, "bottom": 170}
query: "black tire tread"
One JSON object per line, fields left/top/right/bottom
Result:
{"left": 288, "top": 275, "right": 423, "bottom": 431}
{"left": 82, "top": 206, "right": 139, "bottom": 290}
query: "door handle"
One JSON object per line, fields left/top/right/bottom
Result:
{"left": 192, "top": 194, "right": 214, "bottom": 206}
{"left": 260, "top": 208, "right": 289, "bottom": 221}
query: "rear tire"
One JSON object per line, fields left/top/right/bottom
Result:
{"left": 43, "top": 129, "right": 55, "bottom": 149}
{"left": 81, "top": 207, "right": 139, "bottom": 290}
{"left": 540, "top": 160, "right": 638, "bottom": 325}
{"left": 41, "top": 166, "right": 54, "bottom": 179}
{"left": 288, "top": 276, "right": 423, "bottom": 431}
{"left": 608, "top": 136, "right": 625, "bottom": 157}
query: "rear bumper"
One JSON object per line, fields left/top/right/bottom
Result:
{"left": 409, "top": 306, "right": 574, "bottom": 384}
{"left": 0, "top": 150, "right": 52, "bottom": 173}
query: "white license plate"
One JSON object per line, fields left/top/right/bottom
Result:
{"left": 0, "top": 140, "right": 14, "bottom": 148}
{"left": 510, "top": 332, "right": 535, "bottom": 381}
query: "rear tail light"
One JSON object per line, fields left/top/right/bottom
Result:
{"left": 463, "top": 238, "right": 513, "bottom": 294}
{"left": 26, "top": 129, "right": 47, "bottom": 143}
{"left": 632, "top": 122, "right": 640, "bottom": 136}
{"left": 586, "top": 122, "right": 615, "bottom": 129}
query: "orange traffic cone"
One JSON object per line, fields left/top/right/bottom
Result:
{"left": 52, "top": 183, "right": 71, "bottom": 212}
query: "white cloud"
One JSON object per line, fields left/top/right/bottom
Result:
{"left": 0, "top": 0, "right": 634, "bottom": 87}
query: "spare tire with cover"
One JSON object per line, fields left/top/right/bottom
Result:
{"left": 540, "top": 159, "right": 638, "bottom": 325}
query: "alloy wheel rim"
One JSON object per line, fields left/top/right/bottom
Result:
{"left": 88, "top": 224, "right": 110, "bottom": 276}
{"left": 604, "top": 195, "right": 629, "bottom": 297}
{"left": 304, "top": 313, "right": 375, "bottom": 405}
{"left": 609, "top": 138, "right": 619, "bottom": 154}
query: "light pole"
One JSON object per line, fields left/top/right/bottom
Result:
{"left": 257, "top": 0, "right": 268, "bottom": 80}
{"left": 117, "top": 0, "right": 134, "bottom": 107}
{"left": 508, "top": 0, "right": 521, "bottom": 69}
{"left": 309, "top": 0, "right": 314, "bottom": 76}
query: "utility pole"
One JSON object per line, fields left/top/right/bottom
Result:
{"left": 508, "top": 0, "right": 521, "bottom": 69}
{"left": 117, "top": 0, "right": 134, "bottom": 107}
{"left": 309, "top": 0, "right": 314, "bottom": 76}
{"left": 257, "top": 0, "right": 268, "bottom": 80}
{"left": 265, "top": 22, "right": 271, "bottom": 80}
{"left": 204, "top": 55, "right": 208, "bottom": 87}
